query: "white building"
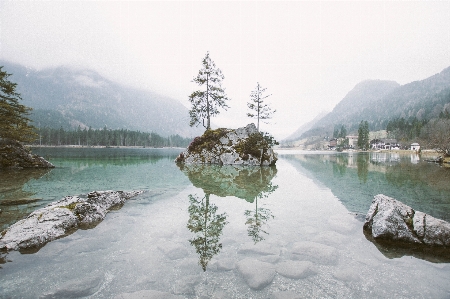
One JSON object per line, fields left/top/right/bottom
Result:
{"left": 410, "top": 143, "right": 420, "bottom": 151}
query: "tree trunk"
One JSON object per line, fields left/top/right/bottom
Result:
{"left": 206, "top": 73, "right": 210, "bottom": 130}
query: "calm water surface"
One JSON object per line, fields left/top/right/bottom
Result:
{"left": 0, "top": 148, "right": 449, "bottom": 298}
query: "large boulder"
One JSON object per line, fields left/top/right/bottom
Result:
{"left": 0, "top": 139, "right": 54, "bottom": 169}
{"left": 175, "top": 124, "right": 277, "bottom": 166}
{"left": 363, "top": 194, "right": 450, "bottom": 246}
{"left": 0, "top": 190, "right": 143, "bottom": 252}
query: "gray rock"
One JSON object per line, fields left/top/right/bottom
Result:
{"left": 236, "top": 258, "right": 276, "bottom": 290}
{"left": 0, "top": 190, "right": 144, "bottom": 251}
{"left": 364, "top": 194, "right": 450, "bottom": 246}
{"left": 276, "top": 261, "right": 316, "bottom": 279}
{"left": 39, "top": 275, "right": 103, "bottom": 298}
{"left": 175, "top": 123, "right": 277, "bottom": 166}
{"left": 114, "top": 290, "right": 183, "bottom": 299}
{"left": 290, "top": 241, "right": 338, "bottom": 265}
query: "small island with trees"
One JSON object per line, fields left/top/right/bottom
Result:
{"left": 176, "top": 52, "right": 278, "bottom": 166}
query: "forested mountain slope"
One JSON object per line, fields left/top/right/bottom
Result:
{"left": 299, "top": 66, "right": 450, "bottom": 138}
{"left": 1, "top": 60, "right": 203, "bottom": 138}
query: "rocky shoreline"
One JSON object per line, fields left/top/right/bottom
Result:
{"left": 0, "top": 139, "right": 54, "bottom": 169}
{"left": 0, "top": 190, "right": 143, "bottom": 252}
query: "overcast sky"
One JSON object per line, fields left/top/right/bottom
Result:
{"left": 1, "top": 1, "right": 450, "bottom": 139}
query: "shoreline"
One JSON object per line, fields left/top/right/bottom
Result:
{"left": 27, "top": 145, "right": 186, "bottom": 149}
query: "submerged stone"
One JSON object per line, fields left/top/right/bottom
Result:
{"left": 39, "top": 275, "right": 103, "bottom": 299}
{"left": 114, "top": 290, "right": 184, "bottom": 299}
{"left": 236, "top": 258, "right": 276, "bottom": 290}
{"left": 290, "top": 241, "right": 338, "bottom": 265}
{"left": 276, "top": 261, "right": 316, "bottom": 279}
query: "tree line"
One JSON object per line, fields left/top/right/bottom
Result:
{"left": 32, "top": 126, "right": 192, "bottom": 148}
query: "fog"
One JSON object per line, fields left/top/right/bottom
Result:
{"left": 1, "top": 1, "right": 449, "bottom": 139}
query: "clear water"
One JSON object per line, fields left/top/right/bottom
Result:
{"left": 0, "top": 148, "right": 449, "bottom": 298}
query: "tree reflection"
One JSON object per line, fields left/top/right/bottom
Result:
{"left": 187, "top": 193, "right": 228, "bottom": 271}
{"left": 244, "top": 182, "right": 277, "bottom": 243}
{"left": 179, "top": 164, "right": 279, "bottom": 267}
{"left": 357, "top": 153, "right": 369, "bottom": 183}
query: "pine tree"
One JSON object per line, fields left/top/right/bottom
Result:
{"left": 188, "top": 52, "right": 230, "bottom": 130}
{"left": 357, "top": 120, "right": 370, "bottom": 150}
{"left": 247, "top": 82, "right": 275, "bottom": 131}
{"left": 0, "top": 67, "right": 37, "bottom": 143}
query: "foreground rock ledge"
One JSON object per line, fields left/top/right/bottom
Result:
{"left": 175, "top": 123, "right": 277, "bottom": 166}
{"left": 363, "top": 194, "right": 450, "bottom": 246}
{"left": 0, "top": 190, "right": 144, "bottom": 252}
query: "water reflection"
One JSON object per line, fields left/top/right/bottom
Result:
{"left": 244, "top": 183, "right": 277, "bottom": 243}
{"left": 283, "top": 152, "right": 450, "bottom": 222}
{"left": 179, "top": 164, "right": 278, "bottom": 268}
{"left": 0, "top": 168, "right": 52, "bottom": 230}
{"left": 177, "top": 164, "right": 278, "bottom": 202}
{"left": 187, "top": 194, "right": 228, "bottom": 271}
{"left": 364, "top": 230, "right": 450, "bottom": 263}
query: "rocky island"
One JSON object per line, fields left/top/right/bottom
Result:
{"left": 175, "top": 123, "right": 277, "bottom": 166}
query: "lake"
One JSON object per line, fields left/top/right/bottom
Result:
{"left": 1, "top": 148, "right": 449, "bottom": 298}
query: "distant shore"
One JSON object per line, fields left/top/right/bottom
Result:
{"left": 28, "top": 145, "right": 186, "bottom": 149}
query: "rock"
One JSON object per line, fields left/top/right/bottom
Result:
{"left": 157, "top": 242, "right": 189, "bottom": 260}
{"left": 238, "top": 242, "right": 280, "bottom": 256}
{"left": 332, "top": 268, "right": 360, "bottom": 282}
{"left": 39, "top": 275, "right": 103, "bottom": 298}
{"left": 175, "top": 124, "right": 277, "bottom": 166}
{"left": 0, "top": 139, "right": 54, "bottom": 169}
{"left": 258, "top": 255, "right": 281, "bottom": 264}
{"left": 290, "top": 241, "right": 338, "bottom": 265}
{"left": 363, "top": 194, "right": 450, "bottom": 246}
{"left": 236, "top": 258, "right": 276, "bottom": 290}
{"left": 173, "top": 275, "right": 202, "bottom": 295}
{"left": 114, "top": 290, "right": 183, "bottom": 299}
{"left": 213, "top": 258, "right": 236, "bottom": 271}
{"left": 0, "top": 190, "right": 144, "bottom": 252}
{"left": 276, "top": 261, "right": 316, "bottom": 279}
{"left": 271, "top": 291, "right": 303, "bottom": 299}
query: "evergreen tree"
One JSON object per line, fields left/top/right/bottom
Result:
{"left": 247, "top": 82, "right": 276, "bottom": 131}
{"left": 188, "top": 52, "right": 230, "bottom": 130}
{"left": 357, "top": 120, "right": 369, "bottom": 150}
{"left": 0, "top": 67, "right": 37, "bottom": 143}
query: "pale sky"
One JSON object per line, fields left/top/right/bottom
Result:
{"left": 1, "top": 1, "right": 450, "bottom": 139}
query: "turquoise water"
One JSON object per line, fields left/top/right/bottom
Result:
{"left": 0, "top": 148, "right": 449, "bottom": 298}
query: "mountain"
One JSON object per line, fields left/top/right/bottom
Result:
{"left": 0, "top": 60, "right": 203, "bottom": 137}
{"left": 283, "top": 110, "right": 328, "bottom": 141}
{"left": 298, "top": 66, "right": 450, "bottom": 139}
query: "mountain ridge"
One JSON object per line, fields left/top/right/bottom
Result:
{"left": 0, "top": 60, "right": 203, "bottom": 138}
{"left": 297, "top": 66, "right": 450, "bottom": 139}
